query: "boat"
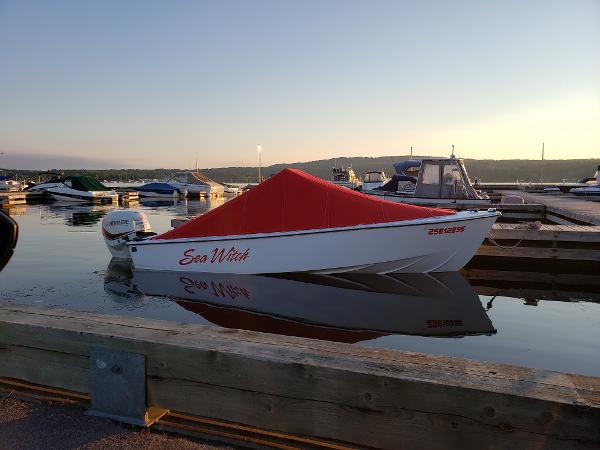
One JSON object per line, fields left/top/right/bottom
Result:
{"left": 102, "top": 168, "right": 499, "bottom": 273}
{"left": 331, "top": 166, "right": 361, "bottom": 190}
{"left": 569, "top": 165, "right": 600, "bottom": 201}
{"left": 167, "top": 171, "right": 225, "bottom": 196}
{"left": 367, "top": 156, "right": 491, "bottom": 206}
{"left": 46, "top": 176, "right": 119, "bottom": 203}
{"left": 24, "top": 171, "right": 65, "bottom": 193}
{"left": 137, "top": 182, "right": 186, "bottom": 198}
{"left": 103, "top": 259, "right": 495, "bottom": 343}
{"left": 0, "top": 176, "right": 22, "bottom": 192}
{"left": 361, "top": 170, "right": 389, "bottom": 191}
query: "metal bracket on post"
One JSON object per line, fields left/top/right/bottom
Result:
{"left": 87, "top": 347, "right": 168, "bottom": 427}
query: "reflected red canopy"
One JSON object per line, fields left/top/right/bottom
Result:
{"left": 155, "top": 168, "right": 454, "bottom": 240}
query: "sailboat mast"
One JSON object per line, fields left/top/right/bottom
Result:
{"left": 257, "top": 144, "right": 262, "bottom": 183}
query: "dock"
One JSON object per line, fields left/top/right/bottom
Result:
{"left": 0, "top": 303, "right": 598, "bottom": 449}
{"left": 115, "top": 189, "right": 140, "bottom": 204}
{"left": 501, "top": 190, "right": 600, "bottom": 225}
{"left": 0, "top": 192, "right": 26, "bottom": 208}
{"left": 479, "top": 223, "right": 600, "bottom": 261}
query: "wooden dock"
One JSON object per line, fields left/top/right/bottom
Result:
{"left": 0, "top": 303, "right": 598, "bottom": 450}
{"left": 479, "top": 223, "right": 600, "bottom": 261}
{"left": 501, "top": 190, "right": 600, "bottom": 225}
{"left": 116, "top": 190, "right": 140, "bottom": 204}
{"left": 0, "top": 192, "right": 26, "bottom": 208}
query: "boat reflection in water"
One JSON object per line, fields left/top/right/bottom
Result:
{"left": 104, "top": 259, "right": 495, "bottom": 343}
{"left": 42, "top": 203, "right": 117, "bottom": 227}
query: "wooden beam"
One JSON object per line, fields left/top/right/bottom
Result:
{"left": 477, "top": 245, "right": 600, "bottom": 261}
{"left": 0, "top": 304, "right": 598, "bottom": 449}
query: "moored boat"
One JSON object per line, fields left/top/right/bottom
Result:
{"left": 137, "top": 182, "right": 186, "bottom": 198}
{"left": 102, "top": 168, "right": 499, "bottom": 274}
{"left": 0, "top": 176, "right": 22, "bottom": 192}
{"left": 361, "top": 170, "right": 389, "bottom": 191}
{"left": 47, "top": 176, "right": 119, "bottom": 203}
{"left": 569, "top": 165, "right": 600, "bottom": 201}
{"left": 331, "top": 166, "right": 361, "bottom": 190}
{"left": 368, "top": 156, "right": 490, "bottom": 206}
{"left": 167, "top": 171, "right": 225, "bottom": 196}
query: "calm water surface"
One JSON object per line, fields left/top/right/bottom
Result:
{"left": 1, "top": 201, "right": 599, "bottom": 376}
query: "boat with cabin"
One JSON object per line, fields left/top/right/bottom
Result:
{"left": 102, "top": 168, "right": 499, "bottom": 274}
{"left": 46, "top": 176, "right": 119, "bottom": 203}
{"left": 367, "top": 156, "right": 490, "bottom": 206}
{"left": 167, "top": 171, "right": 225, "bottom": 197}
{"left": 331, "top": 166, "right": 361, "bottom": 190}
{"left": 361, "top": 170, "right": 389, "bottom": 191}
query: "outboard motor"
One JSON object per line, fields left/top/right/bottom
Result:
{"left": 102, "top": 210, "right": 154, "bottom": 259}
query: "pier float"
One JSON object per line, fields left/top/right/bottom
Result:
{"left": 0, "top": 304, "right": 598, "bottom": 449}
{"left": 481, "top": 223, "right": 600, "bottom": 261}
{"left": 0, "top": 192, "right": 26, "bottom": 208}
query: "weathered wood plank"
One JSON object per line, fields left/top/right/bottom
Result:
{"left": 503, "top": 191, "right": 600, "bottom": 225}
{"left": 477, "top": 245, "right": 600, "bottom": 261}
{"left": 0, "top": 304, "right": 598, "bottom": 450}
{"left": 490, "top": 224, "right": 600, "bottom": 242}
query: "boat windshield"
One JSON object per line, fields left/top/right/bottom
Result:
{"left": 415, "top": 159, "right": 477, "bottom": 199}
{"left": 364, "top": 172, "right": 384, "bottom": 183}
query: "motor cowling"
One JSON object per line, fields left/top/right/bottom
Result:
{"left": 102, "top": 210, "right": 153, "bottom": 259}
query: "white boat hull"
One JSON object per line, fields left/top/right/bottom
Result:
{"left": 138, "top": 191, "right": 180, "bottom": 198}
{"left": 48, "top": 187, "right": 119, "bottom": 204}
{"left": 129, "top": 210, "right": 499, "bottom": 274}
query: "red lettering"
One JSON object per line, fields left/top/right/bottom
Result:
{"left": 179, "top": 248, "right": 196, "bottom": 265}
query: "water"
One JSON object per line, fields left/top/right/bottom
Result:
{"left": 1, "top": 201, "right": 599, "bottom": 376}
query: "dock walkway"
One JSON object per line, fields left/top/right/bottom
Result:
{"left": 502, "top": 190, "right": 600, "bottom": 225}
{"left": 480, "top": 223, "right": 600, "bottom": 261}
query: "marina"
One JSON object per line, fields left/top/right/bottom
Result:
{"left": 2, "top": 176, "right": 600, "bottom": 448}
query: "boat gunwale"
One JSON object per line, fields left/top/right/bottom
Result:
{"left": 131, "top": 210, "right": 500, "bottom": 246}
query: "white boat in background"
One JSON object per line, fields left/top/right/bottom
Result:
{"left": 368, "top": 156, "right": 491, "bottom": 206}
{"left": 24, "top": 171, "right": 65, "bottom": 193}
{"left": 167, "top": 171, "right": 225, "bottom": 196}
{"left": 0, "top": 177, "right": 22, "bottom": 192}
{"left": 137, "top": 182, "right": 186, "bottom": 198}
{"left": 102, "top": 168, "right": 499, "bottom": 274}
{"left": 361, "top": 170, "right": 389, "bottom": 191}
{"left": 570, "top": 165, "right": 600, "bottom": 201}
{"left": 47, "top": 176, "right": 118, "bottom": 204}
{"left": 331, "top": 166, "right": 361, "bottom": 190}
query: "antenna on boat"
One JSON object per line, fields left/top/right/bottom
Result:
{"left": 541, "top": 142, "right": 545, "bottom": 184}
{"left": 451, "top": 145, "right": 455, "bottom": 157}
{"left": 195, "top": 153, "right": 198, "bottom": 172}
{"left": 410, "top": 146, "right": 413, "bottom": 158}
{"left": 257, "top": 144, "right": 262, "bottom": 183}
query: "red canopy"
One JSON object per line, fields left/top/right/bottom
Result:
{"left": 155, "top": 168, "right": 455, "bottom": 240}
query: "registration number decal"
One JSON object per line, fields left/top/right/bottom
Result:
{"left": 428, "top": 226, "right": 465, "bottom": 235}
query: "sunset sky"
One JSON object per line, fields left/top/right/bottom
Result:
{"left": 0, "top": 0, "right": 598, "bottom": 169}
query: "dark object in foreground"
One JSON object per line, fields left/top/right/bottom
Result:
{"left": 0, "top": 210, "right": 18, "bottom": 271}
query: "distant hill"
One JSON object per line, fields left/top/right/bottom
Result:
{"left": 201, "top": 156, "right": 600, "bottom": 184}
{"left": 3, "top": 156, "right": 599, "bottom": 183}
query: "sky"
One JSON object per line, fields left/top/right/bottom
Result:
{"left": 0, "top": 0, "right": 599, "bottom": 169}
